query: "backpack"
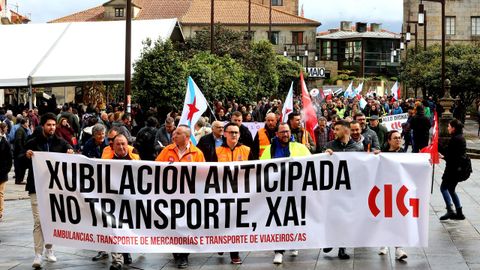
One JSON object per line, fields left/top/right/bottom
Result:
{"left": 458, "top": 155, "right": 473, "bottom": 182}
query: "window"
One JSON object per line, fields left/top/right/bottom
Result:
{"left": 115, "top": 8, "right": 124, "bottom": 17}
{"left": 272, "top": 0, "right": 283, "bottom": 6}
{"left": 321, "top": 41, "right": 331, "bottom": 60}
{"left": 446, "top": 16, "right": 455, "bottom": 35}
{"left": 292, "top": 31, "right": 304, "bottom": 45}
{"left": 269, "top": 31, "right": 280, "bottom": 45}
{"left": 472, "top": 17, "right": 480, "bottom": 36}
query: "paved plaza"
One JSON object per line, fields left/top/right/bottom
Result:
{"left": 1, "top": 120, "right": 479, "bottom": 270}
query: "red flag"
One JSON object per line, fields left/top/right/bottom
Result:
{"left": 420, "top": 111, "right": 439, "bottom": 164}
{"left": 300, "top": 72, "right": 318, "bottom": 144}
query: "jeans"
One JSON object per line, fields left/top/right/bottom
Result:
{"left": 440, "top": 180, "right": 461, "bottom": 209}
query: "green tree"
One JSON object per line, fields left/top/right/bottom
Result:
{"left": 132, "top": 39, "right": 187, "bottom": 110}
{"left": 402, "top": 43, "right": 480, "bottom": 105}
{"left": 186, "top": 52, "right": 250, "bottom": 104}
{"left": 177, "top": 24, "right": 250, "bottom": 60}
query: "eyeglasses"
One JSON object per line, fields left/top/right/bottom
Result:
{"left": 278, "top": 130, "right": 290, "bottom": 134}
{"left": 225, "top": 131, "right": 239, "bottom": 135}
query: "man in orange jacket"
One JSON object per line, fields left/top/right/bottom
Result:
{"left": 214, "top": 122, "right": 253, "bottom": 264}
{"left": 104, "top": 133, "right": 139, "bottom": 270}
{"left": 155, "top": 124, "right": 205, "bottom": 268}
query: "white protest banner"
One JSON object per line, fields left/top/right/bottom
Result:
{"left": 224, "top": 121, "right": 264, "bottom": 139}
{"left": 381, "top": 113, "right": 409, "bottom": 131}
{"left": 32, "top": 152, "right": 431, "bottom": 253}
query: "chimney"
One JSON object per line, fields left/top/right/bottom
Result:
{"left": 370, "top": 23, "right": 382, "bottom": 32}
{"left": 356, "top": 22, "right": 367, "bottom": 33}
{"left": 340, "top": 21, "right": 352, "bottom": 31}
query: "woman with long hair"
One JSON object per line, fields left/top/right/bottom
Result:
{"left": 439, "top": 119, "right": 467, "bottom": 220}
{"left": 378, "top": 130, "right": 408, "bottom": 260}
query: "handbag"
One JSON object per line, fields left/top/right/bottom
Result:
{"left": 458, "top": 155, "right": 472, "bottom": 182}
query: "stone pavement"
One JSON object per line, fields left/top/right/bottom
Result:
{"left": 1, "top": 121, "right": 480, "bottom": 270}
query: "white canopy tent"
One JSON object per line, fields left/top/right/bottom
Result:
{"left": 0, "top": 18, "right": 184, "bottom": 87}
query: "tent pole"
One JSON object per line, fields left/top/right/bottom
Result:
{"left": 28, "top": 76, "right": 33, "bottom": 110}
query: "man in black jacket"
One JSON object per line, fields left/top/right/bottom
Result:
{"left": 230, "top": 111, "right": 253, "bottom": 148}
{"left": 323, "top": 120, "right": 363, "bottom": 260}
{"left": 410, "top": 105, "right": 431, "bottom": 153}
{"left": 134, "top": 116, "right": 158, "bottom": 160}
{"left": 24, "top": 112, "right": 73, "bottom": 268}
{"left": 197, "top": 121, "right": 224, "bottom": 162}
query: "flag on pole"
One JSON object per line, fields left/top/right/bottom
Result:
{"left": 281, "top": 82, "right": 294, "bottom": 122}
{"left": 300, "top": 72, "right": 318, "bottom": 143}
{"left": 420, "top": 111, "right": 440, "bottom": 164}
{"left": 300, "top": 4, "right": 304, "bottom": 17}
{"left": 359, "top": 97, "right": 368, "bottom": 110}
{"left": 390, "top": 81, "right": 401, "bottom": 101}
{"left": 179, "top": 77, "right": 208, "bottom": 145}
{"left": 343, "top": 81, "right": 353, "bottom": 98}
{"left": 333, "top": 88, "right": 343, "bottom": 96}
{"left": 354, "top": 81, "right": 364, "bottom": 99}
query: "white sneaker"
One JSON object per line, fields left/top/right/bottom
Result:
{"left": 395, "top": 248, "right": 408, "bottom": 260}
{"left": 45, "top": 248, "right": 57, "bottom": 262}
{"left": 32, "top": 254, "right": 42, "bottom": 268}
{"left": 273, "top": 252, "right": 283, "bottom": 264}
{"left": 379, "top": 247, "right": 388, "bottom": 255}
{"left": 290, "top": 250, "right": 299, "bottom": 257}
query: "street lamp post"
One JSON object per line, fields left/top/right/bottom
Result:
{"left": 406, "top": 21, "right": 418, "bottom": 54}
{"left": 418, "top": 2, "right": 427, "bottom": 50}
{"left": 418, "top": 0, "right": 449, "bottom": 146}
{"left": 419, "top": 0, "right": 445, "bottom": 97}
{"left": 125, "top": 0, "right": 132, "bottom": 114}
{"left": 210, "top": 0, "right": 215, "bottom": 53}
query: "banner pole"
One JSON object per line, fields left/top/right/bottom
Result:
{"left": 431, "top": 164, "right": 435, "bottom": 194}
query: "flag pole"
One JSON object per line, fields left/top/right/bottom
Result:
{"left": 207, "top": 102, "right": 217, "bottom": 121}
{"left": 431, "top": 164, "right": 435, "bottom": 194}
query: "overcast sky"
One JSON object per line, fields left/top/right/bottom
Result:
{"left": 13, "top": 0, "right": 403, "bottom": 32}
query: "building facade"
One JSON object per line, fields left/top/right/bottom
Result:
{"left": 317, "top": 21, "right": 401, "bottom": 79}
{"left": 50, "top": 0, "right": 320, "bottom": 71}
{"left": 404, "top": 0, "right": 480, "bottom": 46}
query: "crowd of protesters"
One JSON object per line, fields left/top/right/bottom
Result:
{"left": 0, "top": 90, "right": 474, "bottom": 269}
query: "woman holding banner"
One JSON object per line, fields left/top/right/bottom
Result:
{"left": 378, "top": 130, "right": 408, "bottom": 260}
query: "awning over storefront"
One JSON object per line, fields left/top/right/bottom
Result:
{"left": 0, "top": 18, "right": 184, "bottom": 87}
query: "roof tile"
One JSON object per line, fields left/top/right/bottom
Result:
{"left": 49, "top": 0, "right": 320, "bottom": 26}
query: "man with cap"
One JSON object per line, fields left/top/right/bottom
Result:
{"left": 369, "top": 115, "right": 388, "bottom": 149}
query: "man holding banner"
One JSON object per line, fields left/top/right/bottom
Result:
{"left": 324, "top": 119, "right": 364, "bottom": 259}
{"left": 260, "top": 122, "right": 310, "bottom": 264}
{"left": 24, "top": 113, "right": 74, "bottom": 268}
{"left": 155, "top": 125, "right": 205, "bottom": 268}
{"left": 103, "top": 133, "right": 138, "bottom": 270}
{"left": 215, "top": 122, "right": 254, "bottom": 264}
